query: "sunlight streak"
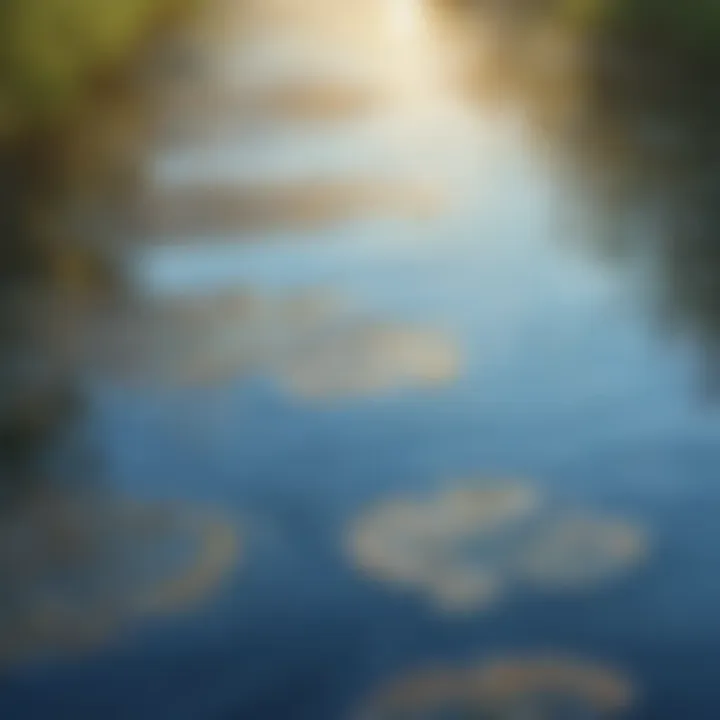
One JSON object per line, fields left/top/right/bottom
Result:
{"left": 387, "top": 0, "right": 425, "bottom": 42}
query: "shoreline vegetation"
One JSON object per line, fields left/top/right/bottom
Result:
{"left": 561, "top": 0, "right": 720, "bottom": 57}
{"left": 0, "top": 0, "right": 199, "bottom": 293}
{"left": 445, "top": 0, "right": 720, "bottom": 103}
{"left": 0, "top": 0, "right": 202, "bottom": 495}
{"left": 0, "top": 0, "right": 198, "bottom": 142}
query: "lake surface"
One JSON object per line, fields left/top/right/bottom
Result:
{"left": 2, "top": 1, "right": 720, "bottom": 718}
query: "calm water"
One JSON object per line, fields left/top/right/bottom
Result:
{"left": 2, "top": 1, "right": 720, "bottom": 718}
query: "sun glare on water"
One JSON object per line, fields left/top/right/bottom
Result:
{"left": 381, "top": 0, "right": 447, "bottom": 104}
{"left": 387, "top": 0, "right": 426, "bottom": 41}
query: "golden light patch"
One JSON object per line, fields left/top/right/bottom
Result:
{"left": 359, "top": 654, "right": 634, "bottom": 718}
{"left": 277, "top": 323, "right": 460, "bottom": 400}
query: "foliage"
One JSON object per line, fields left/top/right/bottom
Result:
{"left": 0, "top": 0, "right": 189, "bottom": 137}
{"left": 556, "top": 0, "right": 720, "bottom": 56}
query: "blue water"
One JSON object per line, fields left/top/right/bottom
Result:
{"left": 4, "top": 1, "right": 720, "bottom": 717}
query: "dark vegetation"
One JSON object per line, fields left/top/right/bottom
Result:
{"left": 0, "top": 0, "right": 196, "bottom": 491}
{"left": 0, "top": 0, "right": 196, "bottom": 287}
{"left": 0, "top": 0, "right": 195, "bottom": 139}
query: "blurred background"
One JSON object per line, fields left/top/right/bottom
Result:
{"left": 2, "top": 0, "right": 720, "bottom": 717}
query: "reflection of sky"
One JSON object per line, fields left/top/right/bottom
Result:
{"left": 95, "top": 72, "right": 720, "bottom": 718}
{"left": 153, "top": 101, "right": 487, "bottom": 187}
{"left": 85, "top": 132, "right": 720, "bottom": 718}
{"left": 85, "top": 100, "right": 720, "bottom": 716}
{"left": 138, "top": 112, "right": 682, "bottom": 449}
{"left": 349, "top": 481, "right": 646, "bottom": 614}
{"left": 8, "top": 5, "right": 720, "bottom": 720}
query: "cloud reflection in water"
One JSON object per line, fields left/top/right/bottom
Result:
{"left": 515, "top": 514, "right": 648, "bottom": 592}
{"left": 139, "top": 179, "right": 443, "bottom": 238}
{"left": 276, "top": 322, "right": 460, "bottom": 400}
{"left": 0, "top": 489, "right": 239, "bottom": 666}
{"left": 348, "top": 481, "right": 647, "bottom": 612}
{"left": 89, "top": 288, "right": 461, "bottom": 402}
{"left": 349, "top": 481, "right": 538, "bottom": 612}
{"left": 89, "top": 289, "right": 339, "bottom": 387}
{"left": 360, "top": 655, "right": 635, "bottom": 719}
